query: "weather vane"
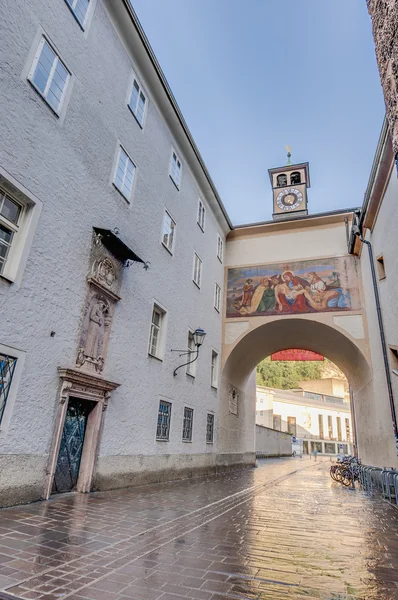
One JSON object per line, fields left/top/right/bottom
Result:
{"left": 286, "top": 145, "right": 292, "bottom": 165}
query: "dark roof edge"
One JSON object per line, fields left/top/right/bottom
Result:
{"left": 232, "top": 207, "right": 360, "bottom": 230}
{"left": 122, "top": 0, "right": 233, "bottom": 230}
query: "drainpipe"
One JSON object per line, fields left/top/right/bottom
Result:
{"left": 349, "top": 387, "right": 358, "bottom": 458}
{"left": 353, "top": 227, "right": 398, "bottom": 457}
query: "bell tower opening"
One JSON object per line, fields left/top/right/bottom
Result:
{"left": 269, "top": 148, "right": 310, "bottom": 220}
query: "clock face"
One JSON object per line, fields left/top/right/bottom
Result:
{"left": 276, "top": 188, "right": 303, "bottom": 211}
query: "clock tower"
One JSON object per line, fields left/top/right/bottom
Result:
{"left": 268, "top": 149, "right": 310, "bottom": 220}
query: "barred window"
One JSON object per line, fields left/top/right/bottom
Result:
{"left": 206, "top": 413, "right": 214, "bottom": 443}
{"left": 182, "top": 407, "right": 194, "bottom": 442}
{"left": 156, "top": 401, "right": 171, "bottom": 441}
{"left": 0, "top": 354, "right": 17, "bottom": 426}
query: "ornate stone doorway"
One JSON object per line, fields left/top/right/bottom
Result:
{"left": 52, "top": 397, "right": 96, "bottom": 494}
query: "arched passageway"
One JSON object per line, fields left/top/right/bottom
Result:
{"left": 218, "top": 317, "right": 396, "bottom": 467}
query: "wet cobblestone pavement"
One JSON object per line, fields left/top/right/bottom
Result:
{"left": 0, "top": 458, "right": 397, "bottom": 600}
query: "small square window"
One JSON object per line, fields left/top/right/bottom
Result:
{"left": 182, "top": 407, "right": 194, "bottom": 442}
{"left": 193, "top": 252, "right": 202, "bottom": 288}
{"left": 170, "top": 150, "right": 182, "bottom": 189}
{"left": 376, "top": 255, "right": 386, "bottom": 280}
{"left": 0, "top": 354, "right": 17, "bottom": 427}
{"left": 156, "top": 400, "right": 171, "bottom": 441}
{"left": 211, "top": 350, "right": 219, "bottom": 388}
{"left": 28, "top": 38, "right": 70, "bottom": 115}
{"left": 197, "top": 199, "right": 205, "bottom": 231}
{"left": 128, "top": 75, "right": 147, "bottom": 127}
{"left": 206, "top": 413, "right": 214, "bottom": 443}
{"left": 148, "top": 305, "right": 165, "bottom": 359}
{"left": 162, "top": 211, "right": 176, "bottom": 254}
{"left": 65, "top": 0, "right": 90, "bottom": 28}
{"left": 186, "top": 331, "right": 197, "bottom": 377}
{"left": 217, "top": 235, "right": 223, "bottom": 263}
{"left": 214, "top": 283, "right": 221, "bottom": 312}
{"left": 113, "top": 146, "right": 135, "bottom": 201}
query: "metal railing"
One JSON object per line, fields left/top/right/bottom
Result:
{"left": 358, "top": 464, "right": 398, "bottom": 505}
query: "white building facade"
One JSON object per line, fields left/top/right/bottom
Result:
{"left": 256, "top": 386, "right": 353, "bottom": 456}
{"left": 0, "top": 0, "right": 231, "bottom": 506}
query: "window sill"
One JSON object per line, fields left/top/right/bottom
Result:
{"left": 169, "top": 175, "right": 180, "bottom": 191}
{"left": 112, "top": 183, "right": 131, "bottom": 204}
{"left": 182, "top": 439, "right": 192, "bottom": 443}
{"left": 192, "top": 280, "right": 201, "bottom": 290}
{"left": 211, "top": 384, "right": 218, "bottom": 390}
{"left": 161, "top": 242, "right": 173, "bottom": 256}
{"left": 214, "top": 306, "right": 220, "bottom": 313}
{"left": 217, "top": 256, "right": 223, "bottom": 264}
{"left": 28, "top": 79, "right": 61, "bottom": 118}
{"left": 197, "top": 222, "right": 205, "bottom": 232}
{"left": 127, "top": 104, "right": 144, "bottom": 129}
{"left": 206, "top": 441, "right": 214, "bottom": 445}
{"left": 186, "top": 372, "right": 195, "bottom": 380}
{"left": 148, "top": 353, "right": 163, "bottom": 362}
{"left": 156, "top": 438, "right": 169, "bottom": 442}
{"left": 0, "top": 272, "right": 14, "bottom": 284}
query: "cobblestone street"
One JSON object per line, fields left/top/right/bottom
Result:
{"left": 0, "top": 458, "right": 397, "bottom": 600}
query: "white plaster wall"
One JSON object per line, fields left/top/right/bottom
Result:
{"left": 359, "top": 168, "right": 398, "bottom": 467}
{"left": 226, "top": 221, "right": 350, "bottom": 268}
{"left": 0, "top": 0, "right": 228, "bottom": 495}
{"left": 255, "top": 425, "right": 292, "bottom": 457}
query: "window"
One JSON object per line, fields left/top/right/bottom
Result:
{"left": 28, "top": 38, "right": 70, "bottom": 115}
{"left": 217, "top": 235, "right": 223, "bottom": 263}
{"left": 162, "top": 211, "right": 175, "bottom": 254}
{"left": 128, "top": 75, "right": 147, "bottom": 126}
{"left": 148, "top": 305, "right": 165, "bottom": 359}
{"left": 214, "top": 283, "right": 221, "bottom": 312}
{"left": 376, "top": 255, "right": 386, "bottom": 280}
{"left": 206, "top": 413, "right": 214, "bottom": 443}
{"left": 197, "top": 199, "right": 205, "bottom": 231}
{"left": 328, "top": 415, "right": 333, "bottom": 439}
{"left": 311, "top": 441, "right": 322, "bottom": 453}
{"left": 211, "top": 350, "right": 218, "bottom": 388}
{"left": 318, "top": 414, "right": 324, "bottom": 439}
{"left": 170, "top": 150, "right": 182, "bottom": 188}
{"left": 0, "top": 354, "right": 17, "bottom": 427}
{"left": 324, "top": 442, "right": 336, "bottom": 454}
{"left": 113, "top": 147, "right": 135, "bottom": 201}
{"left": 156, "top": 401, "right": 171, "bottom": 441}
{"left": 345, "top": 418, "right": 350, "bottom": 441}
{"left": 287, "top": 416, "right": 296, "bottom": 437}
{"left": 193, "top": 252, "right": 202, "bottom": 288}
{"left": 290, "top": 171, "right": 301, "bottom": 185}
{"left": 186, "top": 331, "right": 196, "bottom": 377}
{"left": 65, "top": 0, "right": 90, "bottom": 27}
{"left": 277, "top": 173, "right": 287, "bottom": 187}
{"left": 273, "top": 414, "right": 282, "bottom": 430}
{"left": 336, "top": 416, "right": 342, "bottom": 441}
{"left": 182, "top": 407, "right": 194, "bottom": 442}
{"left": 259, "top": 411, "right": 264, "bottom": 416}
{"left": 0, "top": 190, "right": 23, "bottom": 276}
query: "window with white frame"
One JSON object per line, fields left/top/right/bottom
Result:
{"left": 113, "top": 147, "right": 135, "bottom": 201}
{"left": 148, "top": 305, "right": 165, "bottom": 359}
{"left": 182, "top": 407, "right": 194, "bottom": 442}
{"left": 156, "top": 400, "right": 171, "bottom": 441}
{"left": 214, "top": 283, "right": 221, "bottom": 312}
{"left": 0, "top": 190, "right": 23, "bottom": 276}
{"left": 193, "top": 252, "right": 202, "bottom": 288}
{"left": 170, "top": 150, "right": 182, "bottom": 188}
{"left": 211, "top": 350, "right": 219, "bottom": 388}
{"left": 217, "top": 234, "right": 223, "bottom": 263}
{"left": 28, "top": 38, "right": 70, "bottom": 115}
{"left": 65, "top": 0, "right": 90, "bottom": 28}
{"left": 206, "top": 413, "right": 214, "bottom": 443}
{"left": 197, "top": 199, "right": 205, "bottom": 231}
{"left": 128, "top": 75, "right": 147, "bottom": 127}
{"left": 162, "top": 211, "right": 175, "bottom": 254}
{"left": 0, "top": 354, "right": 18, "bottom": 427}
{"left": 186, "top": 331, "right": 196, "bottom": 377}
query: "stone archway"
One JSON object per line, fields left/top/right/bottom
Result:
{"left": 217, "top": 316, "right": 396, "bottom": 468}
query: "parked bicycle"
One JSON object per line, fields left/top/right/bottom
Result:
{"left": 330, "top": 455, "right": 361, "bottom": 487}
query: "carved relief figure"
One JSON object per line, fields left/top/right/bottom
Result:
{"left": 85, "top": 299, "right": 107, "bottom": 359}
{"left": 93, "top": 258, "right": 117, "bottom": 290}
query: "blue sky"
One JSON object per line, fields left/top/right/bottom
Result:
{"left": 132, "top": 0, "right": 385, "bottom": 225}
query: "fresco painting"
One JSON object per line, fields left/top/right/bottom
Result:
{"left": 226, "top": 256, "right": 360, "bottom": 318}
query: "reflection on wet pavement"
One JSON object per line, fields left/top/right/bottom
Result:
{"left": 0, "top": 457, "right": 397, "bottom": 599}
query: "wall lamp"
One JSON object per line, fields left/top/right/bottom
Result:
{"left": 172, "top": 328, "right": 206, "bottom": 377}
